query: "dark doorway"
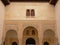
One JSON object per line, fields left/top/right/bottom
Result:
{"left": 12, "top": 42, "right": 17, "bottom": 45}
{"left": 26, "top": 38, "right": 35, "bottom": 45}
{"left": 44, "top": 42, "right": 49, "bottom": 45}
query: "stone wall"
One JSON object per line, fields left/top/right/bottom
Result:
{"left": 0, "top": 1, "right": 5, "bottom": 45}
{"left": 5, "top": 2, "right": 55, "bottom": 20}
{"left": 4, "top": 20, "right": 57, "bottom": 45}
{"left": 55, "top": 0, "right": 60, "bottom": 45}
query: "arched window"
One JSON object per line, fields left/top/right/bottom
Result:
{"left": 23, "top": 26, "right": 38, "bottom": 36}
{"left": 43, "top": 29, "right": 56, "bottom": 45}
{"left": 12, "top": 42, "right": 17, "bottom": 45}
{"left": 31, "top": 9, "right": 35, "bottom": 16}
{"left": 44, "top": 42, "right": 49, "bottom": 45}
{"left": 5, "top": 30, "right": 18, "bottom": 45}
{"left": 32, "top": 30, "right": 35, "bottom": 35}
{"left": 26, "top": 9, "right": 30, "bottom": 16}
{"left": 26, "top": 38, "right": 35, "bottom": 45}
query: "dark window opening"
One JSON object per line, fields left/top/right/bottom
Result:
{"left": 31, "top": 9, "right": 35, "bottom": 16}
{"left": 26, "top": 9, "right": 30, "bottom": 16}
{"left": 26, "top": 38, "right": 35, "bottom": 45}
{"left": 26, "top": 9, "right": 35, "bottom": 17}
{"left": 12, "top": 42, "right": 17, "bottom": 45}
{"left": 44, "top": 42, "right": 49, "bottom": 45}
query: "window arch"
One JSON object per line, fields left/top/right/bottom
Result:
{"left": 23, "top": 26, "right": 39, "bottom": 45}
{"left": 26, "top": 38, "right": 35, "bottom": 45}
{"left": 44, "top": 42, "right": 49, "bottom": 45}
{"left": 31, "top": 9, "right": 35, "bottom": 16}
{"left": 12, "top": 42, "right": 17, "bottom": 45}
{"left": 44, "top": 29, "right": 55, "bottom": 37}
{"left": 6, "top": 30, "right": 18, "bottom": 38}
{"left": 5, "top": 30, "right": 18, "bottom": 45}
{"left": 26, "top": 9, "right": 30, "bottom": 16}
{"left": 23, "top": 26, "right": 38, "bottom": 36}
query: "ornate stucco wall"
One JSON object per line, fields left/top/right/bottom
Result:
{"left": 4, "top": 20, "right": 57, "bottom": 45}
{"left": 1, "top": 1, "right": 58, "bottom": 45}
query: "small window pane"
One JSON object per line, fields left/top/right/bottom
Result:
{"left": 26, "top": 9, "right": 30, "bottom": 16}
{"left": 31, "top": 9, "right": 35, "bottom": 16}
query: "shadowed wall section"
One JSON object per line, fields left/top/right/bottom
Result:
{"left": 5, "top": 30, "right": 19, "bottom": 45}
{"left": 43, "top": 29, "right": 58, "bottom": 45}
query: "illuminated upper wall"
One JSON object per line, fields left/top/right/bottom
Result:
{"left": 5, "top": 2, "right": 55, "bottom": 20}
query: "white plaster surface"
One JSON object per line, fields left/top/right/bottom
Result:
{"left": 55, "top": 0, "right": 60, "bottom": 44}
{"left": 5, "top": 2, "right": 55, "bottom": 20}
{"left": 0, "top": 1, "right": 5, "bottom": 45}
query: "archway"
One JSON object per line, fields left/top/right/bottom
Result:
{"left": 22, "top": 26, "right": 39, "bottom": 45}
{"left": 44, "top": 42, "right": 49, "bottom": 45}
{"left": 44, "top": 29, "right": 55, "bottom": 37}
{"left": 23, "top": 26, "right": 38, "bottom": 36}
{"left": 12, "top": 42, "right": 17, "bottom": 45}
{"left": 43, "top": 29, "right": 56, "bottom": 45}
{"left": 26, "top": 38, "right": 35, "bottom": 45}
{"left": 5, "top": 30, "right": 18, "bottom": 45}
